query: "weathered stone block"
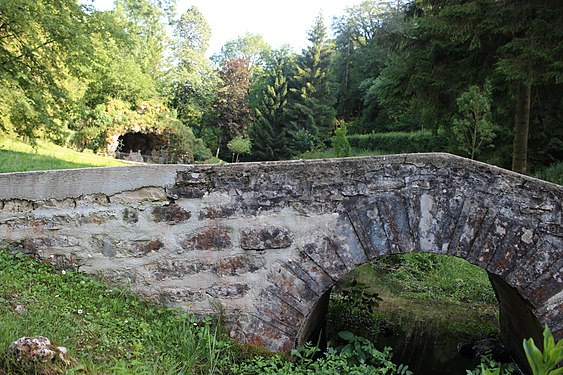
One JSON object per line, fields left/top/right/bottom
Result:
{"left": 77, "top": 211, "right": 118, "bottom": 226}
{"left": 216, "top": 254, "right": 265, "bottom": 276}
{"left": 160, "top": 288, "right": 205, "bottom": 304}
{"left": 76, "top": 194, "right": 109, "bottom": 206}
{"left": 45, "top": 253, "right": 82, "bottom": 271}
{"left": 154, "top": 259, "right": 215, "bottom": 278}
{"left": 110, "top": 187, "right": 167, "bottom": 204}
{"left": 207, "top": 283, "right": 250, "bottom": 298}
{"left": 302, "top": 236, "right": 349, "bottom": 280}
{"left": 2, "top": 199, "right": 33, "bottom": 212}
{"left": 152, "top": 204, "right": 191, "bottom": 224}
{"left": 129, "top": 240, "right": 164, "bottom": 257}
{"left": 33, "top": 198, "right": 76, "bottom": 210}
{"left": 240, "top": 226, "right": 293, "bottom": 250}
{"left": 23, "top": 236, "right": 80, "bottom": 250}
{"left": 181, "top": 228, "right": 232, "bottom": 251}
{"left": 167, "top": 186, "right": 206, "bottom": 199}
{"left": 199, "top": 205, "right": 237, "bottom": 219}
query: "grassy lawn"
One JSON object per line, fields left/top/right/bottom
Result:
{"left": 0, "top": 137, "right": 128, "bottom": 173}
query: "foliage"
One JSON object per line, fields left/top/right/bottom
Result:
{"left": 371, "top": 253, "right": 498, "bottom": 305}
{"left": 466, "top": 352, "right": 516, "bottom": 375}
{"left": 0, "top": 0, "right": 93, "bottom": 140}
{"left": 0, "top": 248, "right": 230, "bottom": 374}
{"left": 214, "top": 57, "right": 255, "bottom": 159}
{"left": 332, "top": 278, "right": 382, "bottom": 315}
{"left": 452, "top": 83, "right": 497, "bottom": 160}
{"left": 212, "top": 32, "right": 272, "bottom": 72}
{"left": 168, "top": 5, "right": 219, "bottom": 143}
{"left": 347, "top": 131, "right": 445, "bottom": 154}
{"left": 336, "top": 331, "right": 411, "bottom": 374}
{"left": 231, "top": 340, "right": 411, "bottom": 374}
{"left": 533, "top": 162, "right": 563, "bottom": 186}
{"left": 227, "top": 136, "right": 252, "bottom": 163}
{"left": 250, "top": 53, "right": 292, "bottom": 161}
{"left": 523, "top": 325, "right": 563, "bottom": 375}
{"left": 287, "top": 15, "right": 336, "bottom": 150}
{"left": 332, "top": 122, "right": 352, "bottom": 157}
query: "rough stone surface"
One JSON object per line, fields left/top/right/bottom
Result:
{"left": 240, "top": 226, "right": 293, "bottom": 250}
{"left": 0, "top": 153, "right": 561, "bottom": 370}
{"left": 181, "top": 228, "right": 232, "bottom": 251}
{"left": 8, "top": 336, "right": 76, "bottom": 374}
{"left": 152, "top": 204, "right": 191, "bottom": 224}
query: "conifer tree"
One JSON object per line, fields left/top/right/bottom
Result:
{"left": 287, "top": 15, "right": 336, "bottom": 151}
{"left": 251, "top": 55, "right": 291, "bottom": 160}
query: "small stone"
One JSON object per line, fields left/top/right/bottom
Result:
{"left": 15, "top": 305, "right": 27, "bottom": 315}
{"left": 7, "top": 336, "right": 76, "bottom": 374}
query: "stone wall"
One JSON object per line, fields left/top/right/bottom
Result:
{"left": 0, "top": 154, "right": 561, "bottom": 367}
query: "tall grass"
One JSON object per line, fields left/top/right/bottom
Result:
{"left": 0, "top": 248, "right": 231, "bottom": 374}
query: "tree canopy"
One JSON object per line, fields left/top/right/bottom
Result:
{"left": 1, "top": 0, "right": 561, "bottom": 174}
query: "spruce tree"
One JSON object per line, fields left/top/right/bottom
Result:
{"left": 287, "top": 15, "right": 336, "bottom": 151}
{"left": 251, "top": 56, "right": 291, "bottom": 161}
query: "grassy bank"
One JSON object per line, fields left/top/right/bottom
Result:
{"left": 0, "top": 137, "right": 127, "bottom": 173}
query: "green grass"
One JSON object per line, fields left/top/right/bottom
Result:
{"left": 330, "top": 253, "right": 500, "bottom": 342}
{"left": 0, "top": 137, "right": 127, "bottom": 173}
{"left": 0, "top": 248, "right": 232, "bottom": 374}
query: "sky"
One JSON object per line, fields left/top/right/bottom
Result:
{"left": 85, "top": 0, "right": 364, "bottom": 56}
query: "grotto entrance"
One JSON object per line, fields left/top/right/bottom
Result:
{"left": 116, "top": 132, "right": 167, "bottom": 162}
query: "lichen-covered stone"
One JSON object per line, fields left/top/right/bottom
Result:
{"left": 154, "top": 259, "right": 216, "bottom": 278}
{"left": 181, "top": 228, "right": 232, "bottom": 251}
{"left": 240, "top": 226, "right": 293, "bottom": 250}
{"left": 199, "top": 205, "right": 237, "bottom": 219}
{"left": 153, "top": 204, "right": 191, "bottom": 224}
{"left": 167, "top": 186, "right": 206, "bottom": 199}
{"left": 207, "top": 283, "right": 250, "bottom": 298}
{"left": 216, "top": 254, "right": 265, "bottom": 276}
{"left": 8, "top": 336, "right": 76, "bottom": 374}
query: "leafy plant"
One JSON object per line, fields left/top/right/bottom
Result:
{"left": 332, "top": 121, "right": 351, "bottom": 157}
{"left": 227, "top": 136, "right": 252, "bottom": 162}
{"left": 466, "top": 352, "right": 515, "bottom": 375}
{"left": 523, "top": 325, "right": 563, "bottom": 375}
{"left": 334, "top": 278, "right": 382, "bottom": 314}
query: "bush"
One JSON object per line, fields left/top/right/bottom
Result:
{"left": 533, "top": 162, "right": 563, "bottom": 185}
{"left": 347, "top": 131, "right": 446, "bottom": 154}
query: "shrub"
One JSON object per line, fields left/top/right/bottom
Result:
{"left": 347, "top": 131, "right": 445, "bottom": 154}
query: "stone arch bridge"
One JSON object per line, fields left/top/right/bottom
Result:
{"left": 0, "top": 154, "right": 561, "bottom": 368}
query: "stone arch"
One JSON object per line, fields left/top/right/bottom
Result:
{"left": 243, "top": 163, "right": 561, "bottom": 372}
{"left": 0, "top": 154, "right": 560, "bottom": 372}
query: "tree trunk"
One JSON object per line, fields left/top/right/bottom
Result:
{"left": 512, "top": 83, "right": 531, "bottom": 174}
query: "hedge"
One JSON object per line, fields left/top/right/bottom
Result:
{"left": 347, "top": 131, "right": 446, "bottom": 154}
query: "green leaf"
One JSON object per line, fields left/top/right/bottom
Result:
{"left": 523, "top": 337, "right": 544, "bottom": 375}
{"left": 338, "top": 330, "right": 355, "bottom": 341}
